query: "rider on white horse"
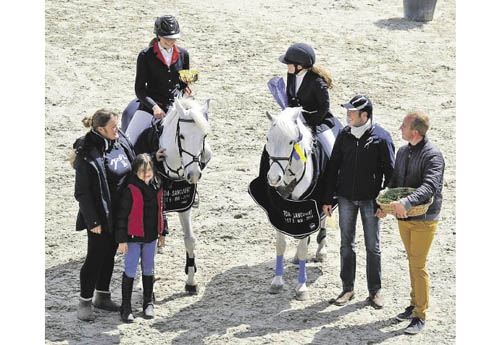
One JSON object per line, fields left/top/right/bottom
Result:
{"left": 279, "top": 43, "right": 338, "bottom": 150}
{"left": 125, "top": 15, "right": 190, "bottom": 146}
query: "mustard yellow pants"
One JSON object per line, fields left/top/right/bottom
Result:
{"left": 398, "top": 220, "right": 438, "bottom": 320}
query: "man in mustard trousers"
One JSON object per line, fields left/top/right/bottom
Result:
{"left": 377, "top": 110, "right": 445, "bottom": 334}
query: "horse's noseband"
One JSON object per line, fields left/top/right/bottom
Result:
{"left": 162, "top": 117, "right": 207, "bottom": 180}
{"left": 176, "top": 118, "right": 207, "bottom": 170}
{"left": 268, "top": 128, "right": 306, "bottom": 182}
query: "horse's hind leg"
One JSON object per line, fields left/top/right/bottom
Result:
{"left": 295, "top": 237, "right": 309, "bottom": 301}
{"left": 315, "top": 218, "right": 328, "bottom": 262}
{"left": 179, "top": 209, "right": 198, "bottom": 295}
{"left": 269, "top": 231, "right": 286, "bottom": 294}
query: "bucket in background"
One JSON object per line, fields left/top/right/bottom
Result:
{"left": 403, "top": 0, "right": 437, "bottom": 22}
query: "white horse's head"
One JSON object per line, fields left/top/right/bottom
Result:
{"left": 159, "top": 96, "right": 211, "bottom": 184}
{"left": 265, "top": 107, "right": 312, "bottom": 187}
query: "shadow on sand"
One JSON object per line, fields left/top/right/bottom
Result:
{"left": 45, "top": 258, "right": 124, "bottom": 344}
{"left": 374, "top": 17, "right": 427, "bottom": 31}
{"left": 151, "top": 260, "right": 402, "bottom": 344}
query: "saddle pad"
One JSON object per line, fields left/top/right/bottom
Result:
{"left": 248, "top": 176, "right": 323, "bottom": 239}
{"left": 163, "top": 179, "right": 197, "bottom": 213}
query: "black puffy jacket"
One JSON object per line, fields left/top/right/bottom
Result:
{"left": 73, "top": 130, "right": 135, "bottom": 233}
{"left": 321, "top": 124, "right": 395, "bottom": 203}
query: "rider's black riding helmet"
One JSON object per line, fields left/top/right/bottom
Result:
{"left": 154, "top": 15, "right": 183, "bottom": 39}
{"left": 279, "top": 43, "right": 316, "bottom": 68}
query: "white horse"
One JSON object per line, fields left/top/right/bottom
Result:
{"left": 158, "top": 96, "right": 212, "bottom": 294}
{"left": 265, "top": 107, "right": 329, "bottom": 301}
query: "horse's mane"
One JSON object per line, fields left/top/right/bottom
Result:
{"left": 163, "top": 96, "right": 211, "bottom": 135}
{"left": 273, "top": 108, "right": 313, "bottom": 152}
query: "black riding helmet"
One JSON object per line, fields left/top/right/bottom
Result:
{"left": 154, "top": 15, "right": 183, "bottom": 39}
{"left": 279, "top": 43, "right": 316, "bottom": 68}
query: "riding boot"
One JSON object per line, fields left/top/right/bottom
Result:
{"left": 77, "top": 296, "right": 95, "bottom": 321}
{"left": 120, "top": 273, "right": 134, "bottom": 323}
{"left": 93, "top": 290, "right": 120, "bottom": 311}
{"left": 142, "top": 275, "right": 154, "bottom": 319}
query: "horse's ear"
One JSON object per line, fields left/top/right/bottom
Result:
{"left": 202, "top": 99, "right": 210, "bottom": 121}
{"left": 266, "top": 111, "right": 276, "bottom": 122}
{"left": 174, "top": 97, "right": 187, "bottom": 117}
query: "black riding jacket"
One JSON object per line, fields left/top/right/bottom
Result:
{"left": 135, "top": 42, "right": 189, "bottom": 114}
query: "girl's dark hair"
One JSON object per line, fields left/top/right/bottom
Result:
{"left": 132, "top": 153, "right": 155, "bottom": 175}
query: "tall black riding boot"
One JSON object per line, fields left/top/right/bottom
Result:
{"left": 120, "top": 273, "right": 134, "bottom": 323}
{"left": 142, "top": 275, "right": 154, "bottom": 319}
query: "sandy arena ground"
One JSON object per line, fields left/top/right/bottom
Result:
{"left": 44, "top": 0, "right": 456, "bottom": 344}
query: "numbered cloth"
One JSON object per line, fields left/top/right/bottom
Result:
{"left": 248, "top": 142, "right": 336, "bottom": 239}
{"left": 163, "top": 179, "right": 197, "bottom": 213}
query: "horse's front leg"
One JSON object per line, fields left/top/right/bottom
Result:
{"left": 178, "top": 209, "right": 198, "bottom": 294}
{"left": 269, "top": 230, "right": 286, "bottom": 294}
{"left": 295, "top": 237, "right": 309, "bottom": 301}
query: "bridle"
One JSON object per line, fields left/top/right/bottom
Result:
{"left": 268, "top": 127, "right": 307, "bottom": 187}
{"left": 162, "top": 117, "right": 207, "bottom": 181}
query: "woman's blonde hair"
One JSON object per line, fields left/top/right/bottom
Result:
{"left": 311, "top": 65, "right": 333, "bottom": 89}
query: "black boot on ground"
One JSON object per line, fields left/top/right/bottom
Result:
{"left": 120, "top": 273, "right": 135, "bottom": 323}
{"left": 142, "top": 275, "right": 155, "bottom": 319}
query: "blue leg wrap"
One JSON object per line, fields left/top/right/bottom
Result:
{"left": 298, "top": 259, "right": 307, "bottom": 284}
{"left": 275, "top": 255, "right": 284, "bottom": 276}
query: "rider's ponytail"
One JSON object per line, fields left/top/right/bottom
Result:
{"left": 311, "top": 65, "right": 333, "bottom": 89}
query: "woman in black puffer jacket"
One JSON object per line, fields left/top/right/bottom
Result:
{"left": 72, "top": 109, "right": 135, "bottom": 321}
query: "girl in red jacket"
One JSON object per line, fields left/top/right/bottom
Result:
{"left": 116, "top": 154, "right": 166, "bottom": 322}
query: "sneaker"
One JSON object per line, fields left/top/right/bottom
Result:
{"left": 367, "top": 291, "right": 384, "bottom": 309}
{"left": 329, "top": 290, "right": 355, "bottom": 306}
{"left": 396, "top": 306, "right": 415, "bottom": 321}
{"left": 404, "top": 317, "right": 425, "bottom": 334}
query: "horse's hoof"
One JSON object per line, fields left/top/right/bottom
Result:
{"left": 269, "top": 284, "right": 284, "bottom": 294}
{"left": 295, "top": 290, "right": 309, "bottom": 301}
{"left": 185, "top": 284, "right": 199, "bottom": 295}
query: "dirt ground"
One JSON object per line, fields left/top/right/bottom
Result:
{"left": 44, "top": 0, "right": 456, "bottom": 344}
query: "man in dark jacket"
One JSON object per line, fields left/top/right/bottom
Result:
{"left": 322, "top": 95, "right": 395, "bottom": 309}
{"left": 377, "top": 110, "right": 445, "bottom": 334}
